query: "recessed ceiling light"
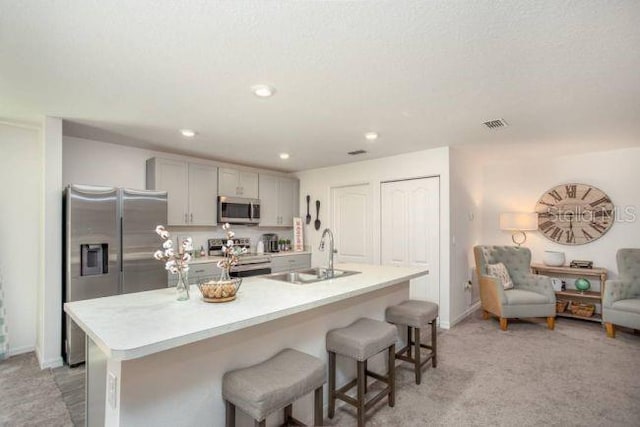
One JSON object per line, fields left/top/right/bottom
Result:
{"left": 364, "top": 132, "right": 379, "bottom": 141}
{"left": 279, "top": 153, "right": 290, "bottom": 160}
{"left": 252, "top": 85, "right": 276, "bottom": 98}
{"left": 180, "top": 129, "right": 196, "bottom": 138}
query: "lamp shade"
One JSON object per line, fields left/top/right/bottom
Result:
{"left": 500, "top": 212, "right": 538, "bottom": 231}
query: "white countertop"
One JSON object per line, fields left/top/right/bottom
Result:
{"left": 65, "top": 263, "right": 427, "bottom": 361}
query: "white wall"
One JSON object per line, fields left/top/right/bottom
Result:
{"left": 449, "top": 147, "right": 483, "bottom": 325}
{"left": 480, "top": 147, "right": 640, "bottom": 282}
{"left": 39, "top": 117, "right": 64, "bottom": 368}
{"left": 295, "top": 147, "right": 452, "bottom": 326}
{"left": 0, "top": 122, "right": 41, "bottom": 356}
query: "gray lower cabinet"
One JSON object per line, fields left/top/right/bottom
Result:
{"left": 271, "top": 253, "right": 312, "bottom": 273}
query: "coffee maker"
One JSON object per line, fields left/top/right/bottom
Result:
{"left": 261, "top": 233, "right": 279, "bottom": 253}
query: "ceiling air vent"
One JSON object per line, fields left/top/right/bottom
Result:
{"left": 348, "top": 149, "right": 367, "bottom": 156}
{"left": 483, "top": 118, "right": 508, "bottom": 130}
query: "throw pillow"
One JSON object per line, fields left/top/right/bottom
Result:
{"left": 487, "top": 262, "right": 514, "bottom": 290}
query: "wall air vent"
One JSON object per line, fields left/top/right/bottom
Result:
{"left": 483, "top": 118, "right": 508, "bottom": 130}
{"left": 348, "top": 149, "right": 367, "bottom": 156}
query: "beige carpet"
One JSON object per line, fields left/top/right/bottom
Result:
{"left": 327, "top": 312, "right": 640, "bottom": 426}
{"left": 0, "top": 353, "right": 72, "bottom": 426}
{"left": 1, "top": 313, "right": 639, "bottom": 426}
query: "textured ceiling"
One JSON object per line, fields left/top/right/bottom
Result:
{"left": 1, "top": 1, "right": 640, "bottom": 171}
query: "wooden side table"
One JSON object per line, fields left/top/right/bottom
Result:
{"left": 530, "top": 264, "right": 607, "bottom": 323}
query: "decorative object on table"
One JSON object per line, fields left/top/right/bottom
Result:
{"left": 153, "top": 225, "right": 192, "bottom": 301}
{"left": 198, "top": 223, "right": 245, "bottom": 303}
{"left": 535, "top": 183, "right": 614, "bottom": 245}
{"left": 543, "top": 250, "right": 566, "bottom": 267}
{"left": 550, "top": 278, "right": 563, "bottom": 292}
{"left": 499, "top": 212, "right": 538, "bottom": 246}
{"left": 293, "top": 217, "right": 304, "bottom": 251}
{"left": 314, "top": 200, "right": 321, "bottom": 230}
{"left": 574, "top": 277, "right": 591, "bottom": 293}
{"left": 305, "top": 195, "right": 312, "bottom": 224}
{"left": 570, "top": 302, "right": 595, "bottom": 318}
{"left": 570, "top": 259, "right": 594, "bottom": 269}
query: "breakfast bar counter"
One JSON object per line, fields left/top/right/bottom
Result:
{"left": 65, "top": 263, "right": 428, "bottom": 426}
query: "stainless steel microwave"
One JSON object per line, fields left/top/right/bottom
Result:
{"left": 218, "top": 196, "right": 260, "bottom": 224}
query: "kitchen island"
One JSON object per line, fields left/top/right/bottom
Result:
{"left": 65, "top": 263, "right": 428, "bottom": 426}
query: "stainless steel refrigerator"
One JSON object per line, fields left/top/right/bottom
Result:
{"left": 63, "top": 184, "right": 168, "bottom": 366}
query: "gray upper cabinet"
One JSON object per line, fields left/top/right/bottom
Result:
{"left": 147, "top": 158, "right": 217, "bottom": 226}
{"left": 218, "top": 168, "right": 259, "bottom": 199}
{"left": 259, "top": 174, "right": 299, "bottom": 227}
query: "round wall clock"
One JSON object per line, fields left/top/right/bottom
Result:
{"left": 535, "top": 183, "right": 614, "bottom": 245}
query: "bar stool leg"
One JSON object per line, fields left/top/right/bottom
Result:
{"left": 414, "top": 327, "right": 422, "bottom": 384}
{"left": 431, "top": 319, "right": 438, "bottom": 368}
{"left": 314, "top": 386, "right": 324, "bottom": 426}
{"left": 225, "top": 400, "right": 235, "bottom": 427}
{"left": 406, "top": 325, "right": 412, "bottom": 359}
{"left": 388, "top": 344, "right": 396, "bottom": 407}
{"left": 357, "top": 360, "right": 366, "bottom": 427}
{"left": 328, "top": 352, "right": 336, "bottom": 419}
{"left": 363, "top": 360, "right": 368, "bottom": 394}
{"left": 284, "top": 404, "right": 292, "bottom": 424}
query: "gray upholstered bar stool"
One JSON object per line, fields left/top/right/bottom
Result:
{"left": 385, "top": 300, "right": 438, "bottom": 385}
{"left": 326, "top": 318, "right": 397, "bottom": 427}
{"left": 222, "top": 348, "right": 326, "bottom": 427}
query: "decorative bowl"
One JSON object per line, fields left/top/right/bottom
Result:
{"left": 198, "top": 278, "right": 242, "bottom": 303}
{"left": 543, "top": 251, "right": 566, "bottom": 267}
{"left": 574, "top": 278, "right": 591, "bottom": 293}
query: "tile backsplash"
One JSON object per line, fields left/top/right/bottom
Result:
{"left": 166, "top": 225, "right": 294, "bottom": 253}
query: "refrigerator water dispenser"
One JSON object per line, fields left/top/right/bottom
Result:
{"left": 81, "top": 243, "right": 108, "bottom": 276}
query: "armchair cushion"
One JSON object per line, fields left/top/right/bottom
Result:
{"left": 487, "top": 262, "right": 514, "bottom": 290}
{"left": 611, "top": 298, "right": 640, "bottom": 314}
{"left": 505, "top": 289, "right": 550, "bottom": 305}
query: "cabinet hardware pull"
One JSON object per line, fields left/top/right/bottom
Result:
{"left": 190, "top": 213, "right": 193, "bottom": 223}
{"left": 184, "top": 213, "right": 188, "bottom": 223}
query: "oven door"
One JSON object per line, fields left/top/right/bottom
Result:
{"left": 230, "top": 263, "right": 272, "bottom": 278}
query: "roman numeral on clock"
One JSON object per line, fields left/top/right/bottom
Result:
{"left": 565, "top": 185, "right": 577, "bottom": 198}
{"left": 549, "top": 227, "right": 563, "bottom": 241}
{"left": 539, "top": 221, "right": 555, "bottom": 232}
{"left": 590, "top": 222, "right": 606, "bottom": 233}
{"left": 581, "top": 187, "right": 592, "bottom": 200}
{"left": 582, "top": 228, "right": 594, "bottom": 241}
{"left": 548, "top": 190, "right": 563, "bottom": 202}
{"left": 566, "top": 230, "right": 575, "bottom": 244}
{"left": 589, "top": 196, "right": 611, "bottom": 208}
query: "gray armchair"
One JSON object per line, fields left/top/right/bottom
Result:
{"left": 474, "top": 246, "right": 556, "bottom": 331}
{"left": 603, "top": 249, "right": 640, "bottom": 338}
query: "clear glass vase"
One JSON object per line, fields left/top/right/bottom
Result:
{"left": 175, "top": 270, "right": 190, "bottom": 301}
{"left": 219, "top": 268, "right": 231, "bottom": 283}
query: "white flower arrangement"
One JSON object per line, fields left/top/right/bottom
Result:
{"left": 153, "top": 225, "right": 192, "bottom": 274}
{"left": 216, "top": 223, "right": 247, "bottom": 274}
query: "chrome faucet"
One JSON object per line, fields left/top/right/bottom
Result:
{"left": 319, "top": 228, "right": 337, "bottom": 278}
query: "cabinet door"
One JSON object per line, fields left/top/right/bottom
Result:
{"left": 258, "top": 174, "right": 279, "bottom": 226}
{"left": 277, "top": 177, "right": 298, "bottom": 226}
{"left": 218, "top": 168, "right": 240, "bottom": 197}
{"left": 153, "top": 158, "right": 189, "bottom": 225}
{"left": 188, "top": 163, "right": 217, "bottom": 226}
{"left": 239, "top": 171, "right": 259, "bottom": 199}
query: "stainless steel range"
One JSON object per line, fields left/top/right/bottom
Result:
{"left": 208, "top": 237, "right": 272, "bottom": 277}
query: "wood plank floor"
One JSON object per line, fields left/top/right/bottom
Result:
{"left": 52, "top": 363, "right": 86, "bottom": 426}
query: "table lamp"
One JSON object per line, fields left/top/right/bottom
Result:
{"left": 500, "top": 212, "right": 538, "bottom": 246}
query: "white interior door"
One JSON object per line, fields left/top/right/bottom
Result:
{"left": 381, "top": 177, "right": 439, "bottom": 304}
{"left": 331, "top": 184, "right": 373, "bottom": 264}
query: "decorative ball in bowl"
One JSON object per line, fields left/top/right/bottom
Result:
{"left": 574, "top": 278, "right": 591, "bottom": 293}
{"left": 543, "top": 251, "right": 566, "bottom": 267}
{"left": 198, "top": 278, "right": 242, "bottom": 303}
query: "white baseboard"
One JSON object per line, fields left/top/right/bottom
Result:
{"left": 6, "top": 345, "right": 35, "bottom": 357}
{"left": 35, "top": 346, "right": 63, "bottom": 369}
{"left": 449, "top": 301, "right": 481, "bottom": 328}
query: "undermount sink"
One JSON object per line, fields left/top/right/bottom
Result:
{"left": 266, "top": 267, "right": 361, "bottom": 285}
